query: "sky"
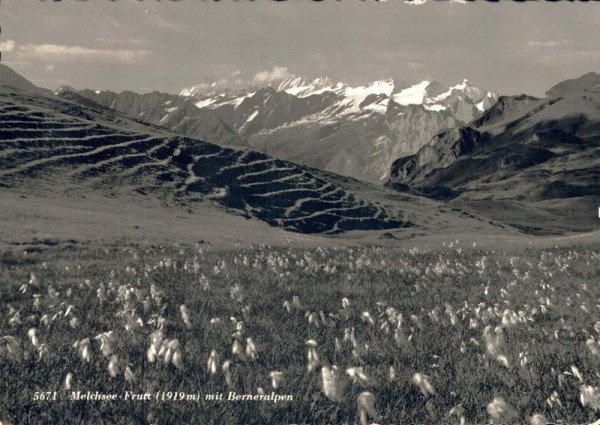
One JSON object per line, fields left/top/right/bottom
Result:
{"left": 1, "top": 0, "right": 600, "bottom": 97}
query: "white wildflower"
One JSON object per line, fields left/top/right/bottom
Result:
{"left": 580, "top": 385, "right": 600, "bottom": 410}
{"left": 64, "top": 372, "right": 73, "bottom": 390}
{"left": 571, "top": 365, "right": 584, "bottom": 382}
{"left": 321, "top": 365, "right": 343, "bottom": 402}
{"left": 306, "top": 340, "right": 319, "bottom": 373}
{"left": 207, "top": 350, "right": 219, "bottom": 375}
{"left": 530, "top": 414, "right": 548, "bottom": 425}
{"left": 448, "top": 404, "right": 465, "bottom": 425}
{"left": 360, "top": 311, "right": 375, "bottom": 326}
{"left": 269, "top": 371, "right": 284, "bottom": 389}
{"left": 27, "top": 328, "right": 40, "bottom": 349}
{"left": 222, "top": 360, "right": 233, "bottom": 387}
{"left": 357, "top": 392, "right": 377, "bottom": 425}
{"left": 73, "top": 338, "right": 92, "bottom": 363}
{"left": 180, "top": 305, "right": 192, "bottom": 329}
{"left": 246, "top": 338, "right": 258, "bottom": 361}
{"left": 147, "top": 330, "right": 163, "bottom": 363}
{"left": 124, "top": 366, "right": 135, "bottom": 383}
{"left": 347, "top": 367, "right": 371, "bottom": 387}
{"left": 108, "top": 355, "right": 119, "bottom": 378}
{"left": 232, "top": 339, "right": 244, "bottom": 359}
{"left": 496, "top": 354, "right": 510, "bottom": 368}
{"left": 412, "top": 373, "right": 435, "bottom": 396}
{"left": 388, "top": 366, "right": 396, "bottom": 381}
{"left": 95, "top": 331, "right": 116, "bottom": 357}
{"left": 486, "top": 396, "right": 518, "bottom": 424}
{"left": 171, "top": 349, "right": 183, "bottom": 369}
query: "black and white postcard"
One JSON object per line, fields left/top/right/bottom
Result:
{"left": 0, "top": 0, "right": 599, "bottom": 424}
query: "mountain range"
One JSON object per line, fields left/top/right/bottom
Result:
{"left": 64, "top": 75, "right": 498, "bottom": 184}
{"left": 0, "top": 64, "right": 597, "bottom": 239}
{"left": 0, "top": 66, "right": 510, "bottom": 242}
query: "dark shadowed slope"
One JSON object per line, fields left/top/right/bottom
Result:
{"left": 387, "top": 73, "right": 600, "bottom": 234}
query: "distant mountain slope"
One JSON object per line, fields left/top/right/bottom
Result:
{"left": 194, "top": 77, "right": 498, "bottom": 184}
{"left": 387, "top": 73, "right": 600, "bottom": 234}
{"left": 58, "top": 88, "right": 248, "bottom": 148}
{"left": 546, "top": 72, "right": 600, "bottom": 97}
{"left": 73, "top": 76, "right": 497, "bottom": 184}
{"left": 0, "top": 64, "right": 53, "bottom": 96}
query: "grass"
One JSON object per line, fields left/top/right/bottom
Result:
{"left": 0, "top": 241, "right": 599, "bottom": 424}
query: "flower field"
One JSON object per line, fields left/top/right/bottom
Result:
{"left": 0, "top": 242, "right": 599, "bottom": 424}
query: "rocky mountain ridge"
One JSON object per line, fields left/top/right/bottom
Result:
{"left": 387, "top": 72, "right": 600, "bottom": 234}
{"left": 69, "top": 75, "right": 498, "bottom": 183}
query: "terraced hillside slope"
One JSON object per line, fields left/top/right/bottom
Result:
{"left": 0, "top": 86, "right": 410, "bottom": 234}
{"left": 387, "top": 73, "right": 600, "bottom": 234}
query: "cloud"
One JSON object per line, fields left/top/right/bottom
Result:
{"left": 15, "top": 43, "right": 151, "bottom": 64}
{"left": 0, "top": 40, "right": 16, "bottom": 53}
{"left": 407, "top": 62, "right": 426, "bottom": 70}
{"left": 45, "top": 64, "right": 55, "bottom": 72}
{"left": 253, "top": 66, "right": 293, "bottom": 84}
{"left": 542, "top": 50, "right": 600, "bottom": 63}
{"left": 527, "top": 41, "right": 564, "bottom": 48}
{"left": 145, "top": 15, "right": 191, "bottom": 35}
{"left": 94, "top": 37, "right": 149, "bottom": 47}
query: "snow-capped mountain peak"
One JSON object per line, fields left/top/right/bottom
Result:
{"left": 276, "top": 76, "right": 339, "bottom": 97}
{"left": 345, "top": 79, "right": 395, "bottom": 97}
{"left": 277, "top": 76, "right": 335, "bottom": 91}
{"left": 410, "top": 79, "right": 499, "bottom": 112}
{"left": 432, "top": 79, "right": 493, "bottom": 103}
{"left": 181, "top": 75, "right": 497, "bottom": 121}
{"left": 392, "top": 80, "right": 432, "bottom": 106}
{"left": 180, "top": 79, "right": 233, "bottom": 98}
